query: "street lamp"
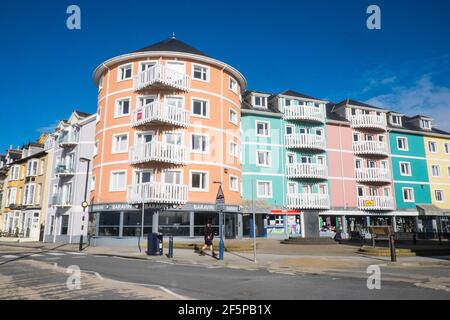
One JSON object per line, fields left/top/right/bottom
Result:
{"left": 79, "top": 157, "right": 91, "bottom": 251}
{"left": 213, "top": 181, "right": 225, "bottom": 260}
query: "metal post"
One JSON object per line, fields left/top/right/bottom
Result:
{"left": 79, "top": 159, "right": 90, "bottom": 251}
{"left": 141, "top": 200, "right": 145, "bottom": 243}
{"left": 219, "top": 210, "right": 224, "bottom": 260}
{"left": 251, "top": 177, "right": 256, "bottom": 263}
{"left": 389, "top": 234, "right": 397, "bottom": 262}
{"left": 168, "top": 235, "right": 173, "bottom": 258}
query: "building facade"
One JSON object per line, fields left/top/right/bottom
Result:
{"left": 44, "top": 111, "right": 95, "bottom": 243}
{"left": 88, "top": 37, "right": 246, "bottom": 243}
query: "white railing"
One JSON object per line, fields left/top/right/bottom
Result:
{"left": 55, "top": 164, "right": 75, "bottom": 176}
{"left": 353, "top": 141, "right": 388, "bottom": 156}
{"left": 132, "top": 101, "right": 189, "bottom": 128}
{"left": 283, "top": 105, "right": 325, "bottom": 123}
{"left": 351, "top": 114, "right": 386, "bottom": 130}
{"left": 127, "top": 182, "right": 188, "bottom": 204}
{"left": 52, "top": 194, "right": 72, "bottom": 207}
{"left": 285, "top": 134, "right": 326, "bottom": 151}
{"left": 133, "top": 63, "right": 191, "bottom": 92}
{"left": 358, "top": 196, "right": 394, "bottom": 210}
{"left": 286, "top": 163, "right": 328, "bottom": 179}
{"left": 57, "top": 131, "right": 78, "bottom": 146}
{"left": 286, "top": 193, "right": 330, "bottom": 210}
{"left": 129, "top": 141, "right": 188, "bottom": 165}
{"left": 355, "top": 168, "right": 391, "bottom": 183}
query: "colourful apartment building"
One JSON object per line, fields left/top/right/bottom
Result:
{"left": 88, "top": 37, "right": 246, "bottom": 243}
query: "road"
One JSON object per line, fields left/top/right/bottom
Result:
{"left": 0, "top": 248, "right": 449, "bottom": 300}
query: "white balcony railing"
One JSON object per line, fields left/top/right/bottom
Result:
{"left": 129, "top": 141, "right": 188, "bottom": 165}
{"left": 285, "top": 134, "right": 326, "bottom": 151}
{"left": 133, "top": 64, "right": 191, "bottom": 92}
{"left": 350, "top": 114, "right": 387, "bottom": 130}
{"left": 286, "top": 193, "right": 330, "bottom": 210}
{"left": 356, "top": 168, "right": 391, "bottom": 183}
{"left": 286, "top": 163, "right": 328, "bottom": 179}
{"left": 358, "top": 196, "right": 394, "bottom": 211}
{"left": 55, "top": 164, "right": 75, "bottom": 177}
{"left": 57, "top": 131, "right": 78, "bottom": 147}
{"left": 52, "top": 194, "right": 72, "bottom": 207}
{"left": 132, "top": 101, "right": 189, "bottom": 128}
{"left": 283, "top": 105, "right": 325, "bottom": 123}
{"left": 127, "top": 182, "right": 188, "bottom": 205}
{"left": 352, "top": 141, "right": 388, "bottom": 156}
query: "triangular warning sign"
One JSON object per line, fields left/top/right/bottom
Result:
{"left": 216, "top": 185, "right": 225, "bottom": 201}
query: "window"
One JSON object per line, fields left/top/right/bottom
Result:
{"left": 61, "top": 215, "right": 69, "bottom": 235}
{"left": 39, "top": 159, "right": 45, "bottom": 175}
{"left": 428, "top": 141, "right": 437, "bottom": 153}
{"left": 257, "top": 181, "right": 272, "bottom": 198}
{"left": 112, "top": 133, "right": 128, "bottom": 153}
{"left": 229, "top": 141, "right": 238, "bottom": 157}
{"left": 229, "top": 77, "right": 238, "bottom": 93}
{"left": 7, "top": 188, "right": 17, "bottom": 206}
{"left": 164, "top": 132, "right": 183, "bottom": 146}
{"left": 23, "top": 184, "right": 35, "bottom": 205}
{"left": 391, "top": 115, "right": 402, "bottom": 126}
{"left": 190, "top": 171, "right": 208, "bottom": 191}
{"left": 229, "top": 108, "right": 238, "bottom": 125}
{"left": 191, "top": 98, "right": 209, "bottom": 118}
{"left": 10, "top": 165, "right": 20, "bottom": 180}
{"left": 163, "top": 170, "right": 182, "bottom": 185}
{"left": 353, "top": 133, "right": 359, "bottom": 142}
{"left": 285, "top": 125, "right": 294, "bottom": 135}
{"left": 397, "top": 137, "right": 408, "bottom": 151}
{"left": 115, "top": 98, "right": 130, "bottom": 117}
{"left": 399, "top": 162, "right": 411, "bottom": 176}
{"left": 27, "top": 160, "right": 38, "bottom": 177}
{"left": 93, "top": 141, "right": 98, "bottom": 157}
{"left": 99, "top": 75, "right": 104, "bottom": 91}
{"left": 35, "top": 184, "right": 41, "bottom": 205}
{"left": 431, "top": 165, "right": 441, "bottom": 177}
{"left": 435, "top": 190, "right": 444, "bottom": 202}
{"left": 192, "top": 64, "right": 209, "bottom": 81}
{"left": 253, "top": 95, "right": 267, "bottom": 108}
{"left": 402, "top": 188, "right": 414, "bottom": 202}
{"left": 90, "top": 175, "right": 96, "bottom": 191}
{"left": 118, "top": 63, "right": 132, "bottom": 81}
{"left": 421, "top": 119, "right": 431, "bottom": 130}
{"left": 287, "top": 182, "right": 297, "bottom": 194}
{"left": 256, "top": 150, "right": 271, "bottom": 167}
{"left": 191, "top": 134, "right": 208, "bottom": 153}
{"left": 229, "top": 175, "right": 239, "bottom": 192}
{"left": 110, "top": 171, "right": 127, "bottom": 192}
{"left": 287, "top": 153, "right": 295, "bottom": 164}
{"left": 445, "top": 143, "right": 450, "bottom": 154}
{"left": 256, "top": 121, "right": 270, "bottom": 137}
{"left": 139, "top": 61, "right": 156, "bottom": 72}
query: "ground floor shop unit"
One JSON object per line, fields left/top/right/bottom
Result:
{"left": 2, "top": 209, "right": 43, "bottom": 241}
{"left": 87, "top": 202, "right": 243, "bottom": 245}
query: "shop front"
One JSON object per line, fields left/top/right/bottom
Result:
{"left": 416, "top": 204, "right": 450, "bottom": 233}
{"left": 266, "top": 209, "right": 302, "bottom": 238}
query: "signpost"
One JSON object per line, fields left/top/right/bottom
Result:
{"left": 369, "top": 226, "right": 397, "bottom": 262}
{"left": 215, "top": 185, "right": 225, "bottom": 261}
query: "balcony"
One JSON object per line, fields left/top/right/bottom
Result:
{"left": 133, "top": 64, "right": 191, "bottom": 92}
{"left": 353, "top": 141, "right": 388, "bottom": 157}
{"left": 350, "top": 114, "right": 386, "bottom": 131}
{"left": 52, "top": 194, "right": 72, "bottom": 208}
{"left": 132, "top": 101, "right": 189, "bottom": 128}
{"left": 286, "top": 163, "right": 328, "bottom": 180}
{"left": 129, "top": 141, "right": 188, "bottom": 166}
{"left": 57, "top": 132, "right": 78, "bottom": 148}
{"left": 286, "top": 193, "right": 330, "bottom": 210}
{"left": 283, "top": 105, "right": 325, "bottom": 123}
{"left": 285, "top": 134, "right": 326, "bottom": 151}
{"left": 355, "top": 168, "right": 391, "bottom": 183}
{"left": 127, "top": 182, "right": 188, "bottom": 205}
{"left": 358, "top": 196, "right": 394, "bottom": 211}
{"left": 55, "top": 164, "right": 75, "bottom": 177}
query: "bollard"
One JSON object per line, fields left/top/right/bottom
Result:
{"left": 389, "top": 234, "right": 397, "bottom": 262}
{"left": 168, "top": 235, "right": 174, "bottom": 258}
{"left": 219, "top": 237, "right": 224, "bottom": 260}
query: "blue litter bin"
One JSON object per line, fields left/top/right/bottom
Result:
{"left": 146, "top": 233, "right": 163, "bottom": 256}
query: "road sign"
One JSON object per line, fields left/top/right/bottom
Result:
{"left": 216, "top": 185, "right": 225, "bottom": 211}
{"left": 81, "top": 201, "right": 89, "bottom": 209}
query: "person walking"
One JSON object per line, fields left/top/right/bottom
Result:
{"left": 199, "top": 223, "right": 216, "bottom": 258}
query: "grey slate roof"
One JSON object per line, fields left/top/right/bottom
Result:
{"left": 390, "top": 115, "right": 450, "bottom": 136}
{"left": 335, "top": 98, "right": 387, "bottom": 111}
{"left": 279, "top": 89, "right": 326, "bottom": 102}
{"left": 74, "top": 110, "right": 93, "bottom": 118}
{"left": 132, "top": 38, "right": 209, "bottom": 57}
{"left": 325, "top": 103, "right": 349, "bottom": 123}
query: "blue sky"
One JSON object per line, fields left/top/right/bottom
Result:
{"left": 1, "top": 0, "right": 450, "bottom": 152}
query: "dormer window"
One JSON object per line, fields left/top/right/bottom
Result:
{"left": 391, "top": 115, "right": 402, "bottom": 126}
{"left": 421, "top": 119, "right": 432, "bottom": 130}
{"left": 253, "top": 95, "right": 267, "bottom": 108}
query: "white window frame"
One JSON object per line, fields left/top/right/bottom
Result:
{"left": 255, "top": 121, "right": 270, "bottom": 137}
{"left": 229, "top": 141, "right": 238, "bottom": 158}
{"left": 256, "top": 180, "right": 272, "bottom": 198}
{"left": 189, "top": 170, "right": 209, "bottom": 192}
{"left": 399, "top": 161, "right": 412, "bottom": 177}
{"left": 23, "top": 183, "right": 36, "bottom": 205}
{"left": 431, "top": 164, "right": 441, "bottom": 177}
{"left": 391, "top": 115, "right": 402, "bottom": 126}
{"left": 191, "top": 63, "right": 210, "bottom": 82}
{"left": 112, "top": 133, "right": 129, "bottom": 154}
{"left": 10, "top": 165, "right": 20, "bottom": 180}
{"left": 229, "top": 175, "right": 239, "bottom": 192}
{"left": 191, "top": 134, "right": 209, "bottom": 154}
{"left": 114, "top": 97, "right": 131, "bottom": 118}
{"left": 397, "top": 136, "right": 409, "bottom": 151}
{"left": 402, "top": 187, "right": 415, "bottom": 202}
{"left": 253, "top": 95, "right": 268, "bottom": 108}
{"left": 117, "top": 63, "right": 133, "bottom": 82}
{"left": 229, "top": 76, "right": 238, "bottom": 93}
{"left": 191, "top": 97, "right": 210, "bottom": 118}
{"left": 434, "top": 190, "right": 444, "bottom": 202}
{"left": 256, "top": 150, "right": 271, "bottom": 167}
{"left": 229, "top": 108, "right": 238, "bottom": 125}
{"left": 39, "top": 159, "right": 45, "bottom": 175}
{"left": 7, "top": 188, "right": 17, "bottom": 206}
{"left": 162, "top": 169, "right": 183, "bottom": 185}
{"left": 98, "top": 75, "right": 104, "bottom": 92}
{"left": 26, "top": 160, "right": 38, "bottom": 177}
{"left": 138, "top": 60, "right": 158, "bottom": 73}
{"left": 445, "top": 143, "right": 450, "bottom": 154}
{"left": 421, "top": 119, "right": 431, "bottom": 130}
{"left": 428, "top": 141, "right": 437, "bottom": 153}
{"left": 109, "top": 170, "right": 127, "bottom": 192}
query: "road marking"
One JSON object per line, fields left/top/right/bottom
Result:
{"left": 44, "top": 257, "right": 60, "bottom": 261}
{"left": 46, "top": 252, "right": 66, "bottom": 256}
{"left": 2, "top": 255, "right": 19, "bottom": 259}
{"left": 31, "top": 254, "right": 44, "bottom": 257}
{"left": 66, "top": 252, "right": 86, "bottom": 255}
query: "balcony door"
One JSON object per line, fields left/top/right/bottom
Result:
{"left": 164, "top": 132, "right": 183, "bottom": 146}
{"left": 166, "top": 96, "right": 183, "bottom": 109}
{"left": 136, "top": 132, "right": 154, "bottom": 145}
{"left": 135, "top": 170, "right": 154, "bottom": 185}
{"left": 140, "top": 61, "right": 157, "bottom": 72}
{"left": 138, "top": 95, "right": 156, "bottom": 108}
{"left": 300, "top": 156, "right": 312, "bottom": 164}
{"left": 166, "top": 62, "right": 185, "bottom": 81}
{"left": 367, "top": 160, "right": 376, "bottom": 168}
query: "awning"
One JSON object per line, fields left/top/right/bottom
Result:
{"left": 416, "top": 204, "right": 450, "bottom": 217}
{"left": 270, "top": 209, "right": 300, "bottom": 215}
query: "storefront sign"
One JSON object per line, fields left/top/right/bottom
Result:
{"left": 270, "top": 209, "right": 300, "bottom": 215}
{"left": 90, "top": 202, "right": 241, "bottom": 213}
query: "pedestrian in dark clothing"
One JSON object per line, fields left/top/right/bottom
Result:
{"left": 200, "top": 223, "right": 216, "bottom": 257}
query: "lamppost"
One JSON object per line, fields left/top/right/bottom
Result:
{"left": 79, "top": 157, "right": 91, "bottom": 251}
{"left": 213, "top": 181, "right": 225, "bottom": 260}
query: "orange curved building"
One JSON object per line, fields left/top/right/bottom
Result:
{"left": 89, "top": 37, "right": 246, "bottom": 240}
